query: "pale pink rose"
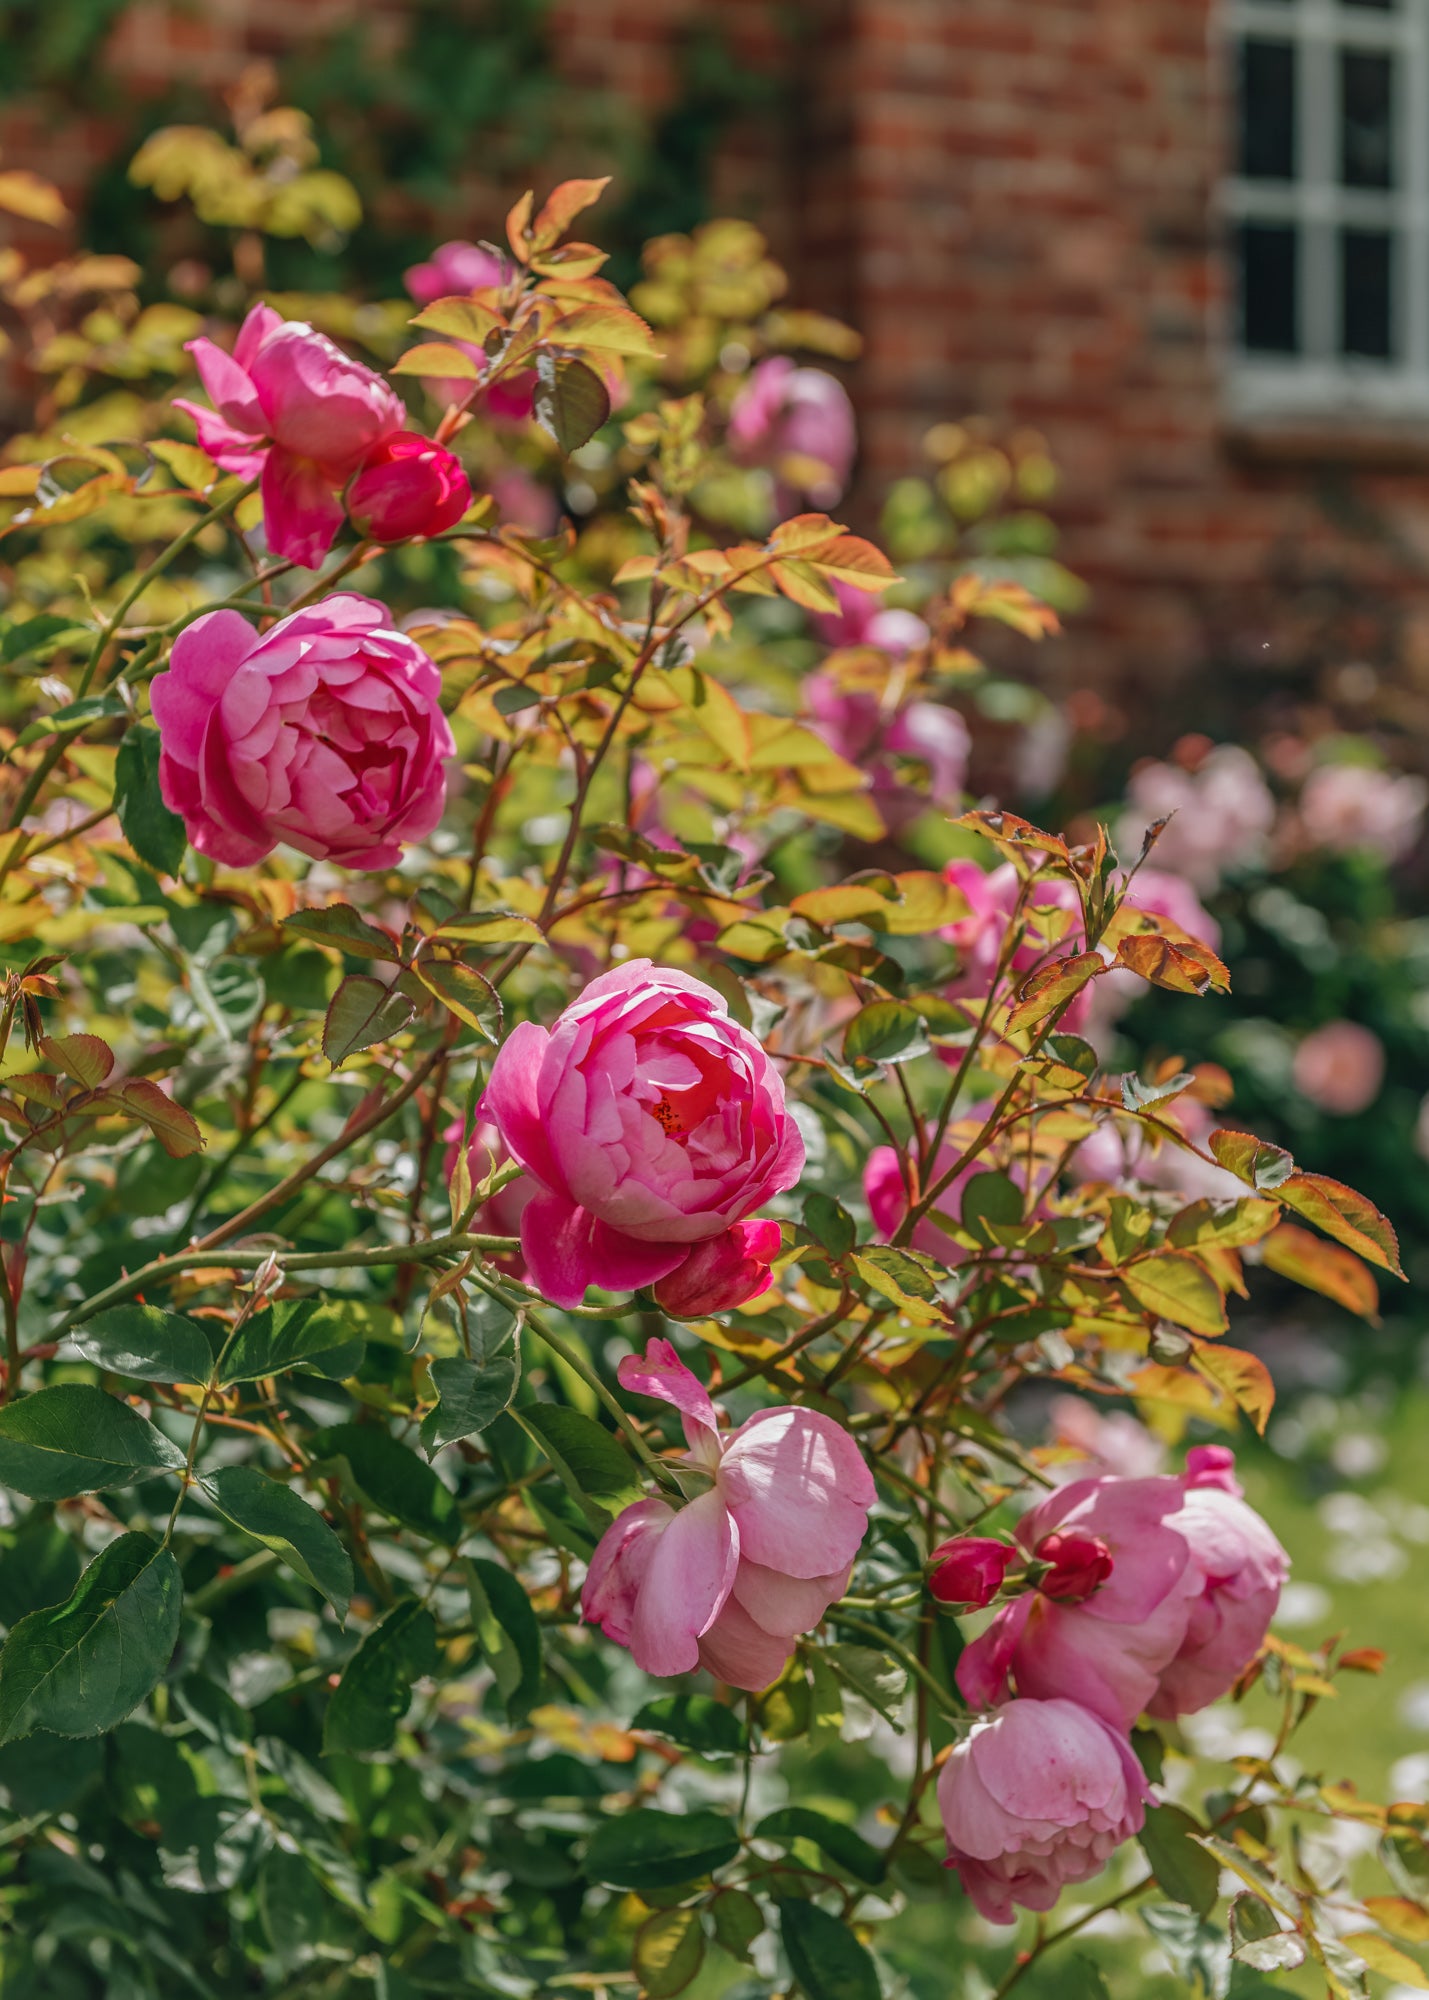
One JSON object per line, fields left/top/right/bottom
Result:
{"left": 1048, "top": 1396, "right": 1165, "bottom": 1482}
{"left": 956, "top": 1475, "right": 1202, "bottom": 1730}
{"left": 865, "top": 1106, "right": 1052, "bottom": 1264}
{"left": 1292, "top": 1020, "right": 1385, "bottom": 1116}
{"left": 484, "top": 962, "right": 805, "bottom": 1309}
{"left": 442, "top": 1116, "right": 535, "bottom": 1278}
{"left": 346, "top": 432, "right": 472, "bottom": 543}
{"left": 1068, "top": 1096, "right": 1246, "bottom": 1204}
{"left": 150, "top": 594, "right": 454, "bottom": 869}
{"left": 488, "top": 466, "right": 560, "bottom": 535}
{"left": 580, "top": 1337, "right": 873, "bottom": 1688}
{"left": 1149, "top": 1446, "right": 1288, "bottom": 1717}
{"left": 938, "top": 1697, "right": 1149, "bottom": 1924}
{"left": 806, "top": 671, "right": 969, "bottom": 831}
{"left": 728, "top": 356, "right": 857, "bottom": 509}
{"left": 1299, "top": 762, "right": 1427, "bottom": 864}
{"left": 175, "top": 303, "right": 405, "bottom": 568}
{"left": 943, "top": 861, "right": 1096, "bottom": 1037}
{"left": 652, "top": 1217, "right": 783, "bottom": 1317}
{"left": 404, "top": 240, "right": 506, "bottom": 306}
{"left": 812, "top": 577, "right": 929, "bottom": 657}
{"left": 1119, "top": 744, "right": 1275, "bottom": 893}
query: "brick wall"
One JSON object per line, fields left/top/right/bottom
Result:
{"left": 6, "top": 0, "right": 1429, "bottom": 747}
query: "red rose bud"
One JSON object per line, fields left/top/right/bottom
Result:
{"left": 927, "top": 1536, "right": 1014, "bottom": 1608}
{"left": 346, "top": 431, "right": 472, "bottom": 543}
{"left": 652, "top": 1218, "right": 782, "bottom": 1318}
{"left": 1034, "top": 1528, "right": 1114, "bottom": 1604}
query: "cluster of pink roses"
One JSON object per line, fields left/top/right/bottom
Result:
{"left": 178, "top": 303, "right": 472, "bottom": 568}
{"left": 934, "top": 1446, "right": 1287, "bottom": 1922}
{"left": 582, "top": 1337, "right": 874, "bottom": 1689}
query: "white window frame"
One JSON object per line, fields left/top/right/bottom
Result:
{"left": 1223, "top": 0, "right": 1429, "bottom": 421}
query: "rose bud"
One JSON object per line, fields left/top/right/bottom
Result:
{"left": 928, "top": 1536, "right": 1014, "bottom": 1609}
{"left": 652, "top": 1219, "right": 783, "bottom": 1318}
{"left": 1033, "top": 1527, "right": 1114, "bottom": 1604}
{"left": 347, "top": 432, "right": 472, "bottom": 544}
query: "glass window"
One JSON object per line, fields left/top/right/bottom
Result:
{"left": 1340, "top": 49, "right": 1395, "bottom": 186}
{"left": 1241, "top": 224, "right": 1300, "bottom": 352}
{"left": 1341, "top": 229, "right": 1394, "bottom": 356}
{"left": 1240, "top": 40, "right": 1297, "bottom": 178}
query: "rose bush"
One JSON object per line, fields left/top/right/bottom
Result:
{"left": 0, "top": 135, "right": 1416, "bottom": 2000}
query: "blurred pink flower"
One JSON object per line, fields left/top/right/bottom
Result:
{"left": 942, "top": 860, "right": 1096, "bottom": 1036}
{"left": 1119, "top": 744, "right": 1274, "bottom": 893}
{"left": 404, "top": 240, "right": 505, "bottom": 305}
{"left": 1085, "top": 867, "right": 1221, "bottom": 1043}
{"left": 865, "top": 1106, "right": 1051, "bottom": 1264}
{"left": 484, "top": 961, "right": 804, "bottom": 1309}
{"left": 1068, "top": 1095, "right": 1245, "bottom": 1204}
{"left": 346, "top": 432, "right": 472, "bottom": 543}
{"left": 1292, "top": 1020, "right": 1385, "bottom": 1116}
{"left": 728, "top": 356, "right": 856, "bottom": 510}
{"left": 580, "top": 1337, "right": 873, "bottom": 1688}
{"left": 1299, "top": 762, "right": 1427, "bottom": 863}
{"left": 806, "top": 672, "right": 969, "bottom": 830}
{"left": 175, "top": 303, "right": 404, "bottom": 568}
{"left": 488, "top": 466, "right": 560, "bottom": 536}
{"left": 812, "top": 577, "right": 929, "bottom": 657}
{"left": 1048, "top": 1396, "right": 1165, "bottom": 1481}
{"left": 938, "top": 1697, "right": 1149, "bottom": 1923}
{"left": 150, "top": 594, "right": 453, "bottom": 869}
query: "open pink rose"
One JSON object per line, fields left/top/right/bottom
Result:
{"left": 958, "top": 1454, "right": 1286, "bottom": 1727}
{"left": 1150, "top": 1447, "right": 1288, "bottom": 1717}
{"left": 938, "top": 1697, "right": 1149, "bottom": 1923}
{"left": 346, "top": 432, "right": 472, "bottom": 543}
{"left": 728, "top": 356, "right": 856, "bottom": 510}
{"left": 1292, "top": 1020, "right": 1385, "bottom": 1117}
{"left": 1119, "top": 743, "right": 1275, "bottom": 894}
{"left": 956, "top": 1474, "right": 1201, "bottom": 1730}
{"left": 150, "top": 593, "right": 454, "bottom": 869}
{"left": 175, "top": 303, "right": 405, "bottom": 568}
{"left": 404, "top": 240, "right": 506, "bottom": 305}
{"left": 1299, "top": 761, "right": 1427, "bottom": 863}
{"left": 580, "top": 1338, "right": 873, "bottom": 1688}
{"left": 484, "top": 961, "right": 804, "bottom": 1309}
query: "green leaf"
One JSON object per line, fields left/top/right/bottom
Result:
{"left": 322, "top": 1598, "right": 437, "bottom": 1757}
{"left": 778, "top": 1898, "right": 880, "bottom": 2000}
{"left": 0, "top": 1383, "right": 184, "bottom": 1499}
{"left": 842, "top": 1000, "right": 929, "bottom": 1065}
{"left": 201, "top": 1466, "right": 353, "bottom": 1618}
{"left": 632, "top": 1906, "right": 705, "bottom": 1999}
{"left": 532, "top": 350, "right": 610, "bottom": 452}
{"left": 1122, "top": 1252, "right": 1228, "bottom": 1337}
{"left": 960, "top": 1170, "right": 1024, "bottom": 1238}
{"left": 220, "top": 1298, "right": 367, "bottom": 1386}
{"left": 0, "top": 1532, "right": 181, "bottom": 1742}
{"left": 310, "top": 1423, "right": 462, "bottom": 1545}
{"left": 632, "top": 1694, "right": 746, "bottom": 1758}
{"left": 518, "top": 1404, "right": 643, "bottom": 1522}
{"left": 709, "top": 1888, "right": 764, "bottom": 1963}
{"left": 1, "top": 612, "right": 87, "bottom": 665}
{"left": 803, "top": 1190, "right": 855, "bottom": 1262}
{"left": 584, "top": 1808, "right": 739, "bottom": 1891}
{"left": 823, "top": 1644, "right": 907, "bottom": 1726}
{"left": 757, "top": 1806, "right": 886, "bottom": 1884}
{"left": 282, "top": 904, "right": 400, "bottom": 961}
{"left": 113, "top": 727, "right": 186, "bottom": 875}
{"left": 70, "top": 1303, "right": 213, "bottom": 1385}
{"left": 411, "top": 958, "right": 500, "bottom": 1040}
{"left": 420, "top": 1354, "right": 518, "bottom": 1456}
{"left": 323, "top": 974, "right": 415, "bottom": 1066}
{"left": 467, "top": 1558, "right": 543, "bottom": 1722}
{"left": 1139, "top": 1804, "right": 1222, "bottom": 1918}
{"left": 1062, "top": 1959, "right": 1113, "bottom": 2000}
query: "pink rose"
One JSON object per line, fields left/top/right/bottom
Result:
{"left": 806, "top": 668, "right": 969, "bottom": 832}
{"left": 865, "top": 1106, "right": 1053, "bottom": 1264}
{"left": 175, "top": 303, "right": 405, "bottom": 568}
{"left": 943, "top": 860, "right": 1096, "bottom": 1037}
{"left": 1068, "top": 1096, "right": 1246, "bottom": 1205}
{"left": 652, "top": 1217, "right": 783, "bottom": 1318}
{"left": 938, "top": 1697, "right": 1149, "bottom": 1923}
{"left": 484, "top": 961, "right": 805, "bottom": 1309}
{"left": 1118, "top": 744, "right": 1274, "bottom": 893}
{"left": 956, "top": 1475, "right": 1202, "bottom": 1730}
{"left": 150, "top": 593, "right": 454, "bottom": 869}
{"left": 928, "top": 1536, "right": 1014, "bottom": 1608}
{"left": 1299, "top": 762, "right": 1426, "bottom": 863}
{"left": 404, "top": 240, "right": 506, "bottom": 306}
{"left": 1048, "top": 1396, "right": 1165, "bottom": 1482}
{"left": 1292, "top": 1020, "right": 1385, "bottom": 1116}
{"left": 580, "top": 1338, "right": 874, "bottom": 1689}
{"left": 346, "top": 432, "right": 472, "bottom": 543}
{"left": 958, "top": 1455, "right": 1287, "bottom": 1727}
{"left": 728, "top": 356, "right": 857, "bottom": 510}
{"left": 812, "top": 577, "right": 929, "bottom": 657}
{"left": 1149, "top": 1447, "right": 1288, "bottom": 1718}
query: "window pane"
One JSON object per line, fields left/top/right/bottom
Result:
{"left": 1239, "top": 40, "right": 1296, "bottom": 179}
{"left": 1341, "top": 50, "right": 1395, "bottom": 187}
{"left": 1341, "top": 0, "right": 1394, "bottom": 11}
{"left": 1341, "top": 229, "right": 1394, "bottom": 356}
{"left": 1239, "top": 223, "right": 1299, "bottom": 352}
